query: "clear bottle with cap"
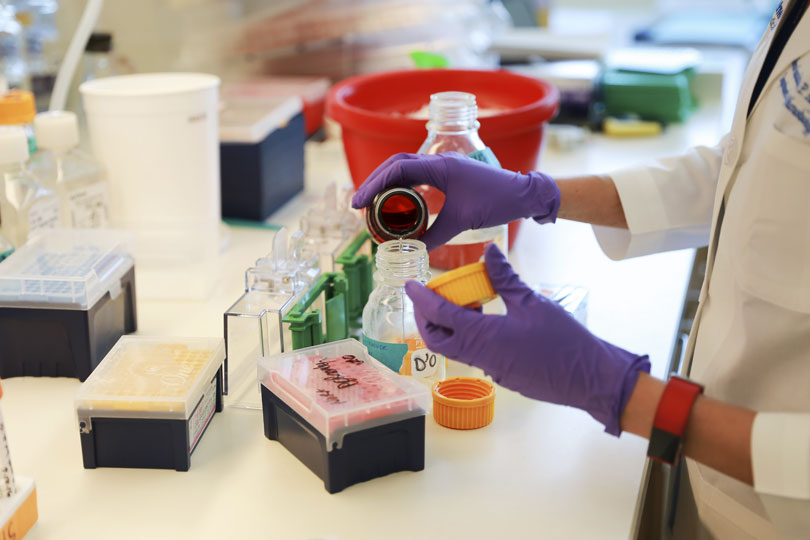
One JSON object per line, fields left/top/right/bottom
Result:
{"left": 416, "top": 91, "right": 508, "bottom": 270}
{"left": 361, "top": 239, "right": 446, "bottom": 388}
{"left": 0, "top": 89, "right": 36, "bottom": 155}
{"left": 0, "top": 125, "right": 59, "bottom": 246}
{"left": 30, "top": 110, "right": 109, "bottom": 228}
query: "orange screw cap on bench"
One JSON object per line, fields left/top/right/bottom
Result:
{"left": 432, "top": 377, "right": 495, "bottom": 429}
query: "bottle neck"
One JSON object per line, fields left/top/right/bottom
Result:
{"left": 426, "top": 91, "right": 480, "bottom": 135}
{"left": 375, "top": 239, "right": 430, "bottom": 286}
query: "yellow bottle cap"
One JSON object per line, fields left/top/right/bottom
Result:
{"left": 432, "top": 377, "right": 495, "bottom": 429}
{"left": 0, "top": 91, "right": 36, "bottom": 125}
{"left": 427, "top": 261, "right": 496, "bottom": 308}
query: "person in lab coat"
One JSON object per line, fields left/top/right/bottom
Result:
{"left": 352, "top": 1, "right": 810, "bottom": 538}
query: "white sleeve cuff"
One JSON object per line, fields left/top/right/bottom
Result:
{"left": 591, "top": 165, "right": 706, "bottom": 260}
{"left": 752, "top": 413, "right": 810, "bottom": 499}
{"left": 610, "top": 165, "right": 672, "bottom": 235}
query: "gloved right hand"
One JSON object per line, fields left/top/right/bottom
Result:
{"left": 351, "top": 152, "right": 561, "bottom": 251}
{"left": 405, "top": 244, "right": 650, "bottom": 436}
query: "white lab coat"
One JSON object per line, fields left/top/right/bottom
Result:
{"left": 593, "top": 2, "right": 810, "bottom": 538}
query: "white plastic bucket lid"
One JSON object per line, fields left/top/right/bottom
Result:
{"left": 80, "top": 72, "right": 220, "bottom": 116}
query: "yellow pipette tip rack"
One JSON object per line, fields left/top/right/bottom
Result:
{"left": 427, "top": 261, "right": 496, "bottom": 308}
{"left": 432, "top": 377, "right": 495, "bottom": 430}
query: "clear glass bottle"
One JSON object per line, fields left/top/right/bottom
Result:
{"left": 362, "top": 239, "right": 446, "bottom": 387}
{"left": 0, "top": 125, "right": 59, "bottom": 246}
{"left": 416, "top": 91, "right": 508, "bottom": 270}
{"left": 31, "top": 110, "right": 109, "bottom": 228}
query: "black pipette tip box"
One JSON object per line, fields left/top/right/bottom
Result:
{"left": 258, "top": 339, "right": 430, "bottom": 494}
{"left": 261, "top": 385, "right": 425, "bottom": 493}
{"left": 219, "top": 98, "right": 305, "bottom": 221}
{"left": 0, "top": 230, "right": 137, "bottom": 381}
{"left": 76, "top": 337, "right": 226, "bottom": 472}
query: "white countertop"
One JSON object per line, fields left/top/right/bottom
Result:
{"left": 1, "top": 76, "right": 736, "bottom": 539}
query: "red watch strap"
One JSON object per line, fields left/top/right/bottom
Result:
{"left": 647, "top": 375, "right": 704, "bottom": 465}
{"left": 654, "top": 375, "right": 703, "bottom": 435}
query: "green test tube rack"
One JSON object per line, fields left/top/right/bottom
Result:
{"left": 335, "top": 230, "right": 375, "bottom": 328}
{"left": 283, "top": 272, "right": 349, "bottom": 350}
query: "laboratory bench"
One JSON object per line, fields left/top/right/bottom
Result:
{"left": 0, "top": 78, "right": 735, "bottom": 539}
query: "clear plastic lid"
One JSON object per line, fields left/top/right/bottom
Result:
{"left": 250, "top": 228, "right": 319, "bottom": 296}
{"left": 258, "top": 338, "right": 430, "bottom": 450}
{"left": 219, "top": 95, "right": 302, "bottom": 144}
{"left": 301, "top": 183, "right": 364, "bottom": 272}
{"left": 76, "top": 336, "right": 225, "bottom": 420}
{"left": 0, "top": 229, "right": 133, "bottom": 309}
{"left": 300, "top": 183, "right": 362, "bottom": 241}
{"left": 224, "top": 228, "right": 321, "bottom": 402}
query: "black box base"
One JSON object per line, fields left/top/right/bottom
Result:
{"left": 80, "top": 368, "right": 223, "bottom": 472}
{"left": 261, "top": 384, "right": 425, "bottom": 493}
{"left": 220, "top": 112, "right": 305, "bottom": 221}
{"left": 0, "top": 267, "right": 137, "bottom": 381}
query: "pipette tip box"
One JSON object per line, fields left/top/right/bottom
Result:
{"left": 0, "top": 477, "right": 37, "bottom": 540}
{"left": 76, "top": 336, "right": 225, "bottom": 471}
{"left": 219, "top": 96, "right": 305, "bottom": 220}
{"left": 0, "top": 229, "right": 137, "bottom": 381}
{"left": 259, "top": 338, "right": 430, "bottom": 493}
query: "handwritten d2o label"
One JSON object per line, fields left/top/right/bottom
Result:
{"left": 410, "top": 348, "right": 441, "bottom": 378}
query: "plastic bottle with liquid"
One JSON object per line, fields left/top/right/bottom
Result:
{"left": 0, "top": 125, "right": 59, "bottom": 246}
{"left": 416, "top": 91, "right": 508, "bottom": 270}
{"left": 31, "top": 110, "right": 109, "bottom": 228}
{"left": 361, "top": 239, "right": 446, "bottom": 387}
{"left": 0, "top": 89, "right": 37, "bottom": 155}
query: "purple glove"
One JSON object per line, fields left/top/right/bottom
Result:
{"left": 351, "top": 152, "right": 561, "bottom": 251}
{"left": 405, "top": 244, "right": 650, "bottom": 436}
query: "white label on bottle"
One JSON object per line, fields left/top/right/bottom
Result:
{"left": 188, "top": 375, "right": 218, "bottom": 453}
{"left": 410, "top": 348, "right": 441, "bottom": 379}
{"left": 28, "top": 197, "right": 60, "bottom": 232}
{"left": 68, "top": 183, "right": 109, "bottom": 228}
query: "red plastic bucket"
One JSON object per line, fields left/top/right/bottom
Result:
{"left": 326, "top": 69, "right": 559, "bottom": 263}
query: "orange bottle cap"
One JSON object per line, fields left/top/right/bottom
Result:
{"left": 0, "top": 90, "right": 36, "bottom": 125}
{"left": 427, "top": 261, "right": 496, "bottom": 308}
{"left": 432, "top": 377, "right": 495, "bottom": 429}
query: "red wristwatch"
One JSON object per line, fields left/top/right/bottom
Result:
{"left": 647, "top": 374, "right": 704, "bottom": 465}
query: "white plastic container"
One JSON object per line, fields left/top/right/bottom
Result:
{"left": 80, "top": 73, "right": 221, "bottom": 300}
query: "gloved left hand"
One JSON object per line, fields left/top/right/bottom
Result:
{"left": 351, "top": 152, "right": 560, "bottom": 251}
{"left": 405, "top": 244, "right": 650, "bottom": 436}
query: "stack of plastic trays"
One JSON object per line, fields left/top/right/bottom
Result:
{"left": 223, "top": 228, "right": 320, "bottom": 409}
{"left": 258, "top": 338, "right": 430, "bottom": 493}
{"left": 0, "top": 229, "right": 136, "bottom": 380}
{"left": 301, "top": 183, "right": 373, "bottom": 328}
